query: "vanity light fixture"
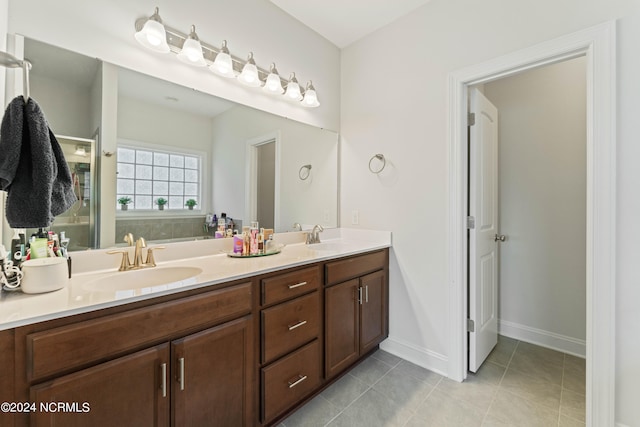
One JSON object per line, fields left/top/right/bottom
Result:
{"left": 210, "top": 40, "right": 235, "bottom": 77}
{"left": 176, "top": 25, "right": 206, "bottom": 67}
{"left": 133, "top": 8, "right": 319, "bottom": 107}
{"left": 263, "top": 63, "right": 284, "bottom": 94}
{"left": 237, "top": 52, "right": 261, "bottom": 87}
{"left": 301, "top": 81, "right": 320, "bottom": 108}
{"left": 284, "top": 73, "right": 303, "bottom": 101}
{"left": 134, "top": 7, "right": 170, "bottom": 53}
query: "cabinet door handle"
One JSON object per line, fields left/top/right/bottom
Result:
{"left": 161, "top": 363, "right": 167, "bottom": 398}
{"left": 358, "top": 287, "right": 363, "bottom": 305}
{"left": 288, "top": 374, "right": 308, "bottom": 388}
{"left": 178, "top": 357, "right": 185, "bottom": 391}
{"left": 288, "top": 320, "right": 307, "bottom": 331}
{"left": 365, "top": 285, "right": 369, "bottom": 303}
{"left": 288, "top": 281, "right": 307, "bottom": 289}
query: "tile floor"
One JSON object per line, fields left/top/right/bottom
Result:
{"left": 281, "top": 336, "right": 586, "bottom": 427}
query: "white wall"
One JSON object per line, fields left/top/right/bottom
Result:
{"left": 6, "top": 0, "right": 340, "bottom": 131}
{"left": 340, "top": 0, "right": 640, "bottom": 424}
{"left": 614, "top": 9, "right": 640, "bottom": 427}
{"left": 118, "top": 95, "right": 214, "bottom": 153}
{"left": 483, "top": 57, "right": 586, "bottom": 355}
{"left": 29, "top": 74, "right": 94, "bottom": 138}
{"left": 211, "top": 105, "right": 338, "bottom": 231}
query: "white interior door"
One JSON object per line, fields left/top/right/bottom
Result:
{"left": 468, "top": 88, "right": 499, "bottom": 373}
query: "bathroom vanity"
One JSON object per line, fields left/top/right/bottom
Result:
{"left": 0, "top": 229, "right": 390, "bottom": 426}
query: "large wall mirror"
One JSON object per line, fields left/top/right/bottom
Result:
{"left": 12, "top": 37, "right": 338, "bottom": 251}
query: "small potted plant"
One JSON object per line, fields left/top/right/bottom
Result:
{"left": 155, "top": 197, "right": 168, "bottom": 210}
{"left": 185, "top": 199, "right": 198, "bottom": 210}
{"left": 118, "top": 196, "right": 132, "bottom": 211}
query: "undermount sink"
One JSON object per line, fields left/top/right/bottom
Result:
{"left": 83, "top": 266, "right": 203, "bottom": 292}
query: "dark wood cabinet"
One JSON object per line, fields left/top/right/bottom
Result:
{"left": 261, "top": 340, "right": 322, "bottom": 422}
{"left": 20, "top": 282, "right": 253, "bottom": 427}
{"left": 359, "top": 270, "right": 387, "bottom": 354}
{"left": 30, "top": 344, "right": 169, "bottom": 427}
{"left": 172, "top": 316, "right": 252, "bottom": 427}
{"left": 8, "top": 248, "right": 389, "bottom": 427}
{"left": 259, "top": 266, "right": 323, "bottom": 424}
{"left": 28, "top": 316, "right": 253, "bottom": 427}
{"left": 325, "top": 279, "right": 360, "bottom": 378}
{"left": 325, "top": 252, "right": 388, "bottom": 379}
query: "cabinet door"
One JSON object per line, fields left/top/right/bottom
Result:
{"left": 30, "top": 344, "right": 169, "bottom": 427}
{"left": 360, "top": 270, "right": 388, "bottom": 354}
{"left": 325, "top": 279, "right": 360, "bottom": 379}
{"left": 172, "top": 316, "right": 252, "bottom": 427}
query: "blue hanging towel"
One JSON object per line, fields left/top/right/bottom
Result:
{"left": 0, "top": 96, "right": 77, "bottom": 228}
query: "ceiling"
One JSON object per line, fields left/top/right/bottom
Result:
{"left": 269, "top": 0, "right": 432, "bottom": 48}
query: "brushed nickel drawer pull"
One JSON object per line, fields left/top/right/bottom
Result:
{"left": 358, "top": 287, "right": 363, "bottom": 305}
{"left": 365, "top": 285, "right": 369, "bottom": 303}
{"left": 288, "top": 281, "right": 307, "bottom": 289}
{"left": 288, "top": 320, "right": 307, "bottom": 331}
{"left": 161, "top": 363, "right": 167, "bottom": 398}
{"left": 288, "top": 374, "right": 308, "bottom": 388}
{"left": 178, "top": 357, "right": 185, "bottom": 391}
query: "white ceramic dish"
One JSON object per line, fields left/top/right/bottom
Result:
{"left": 20, "top": 257, "right": 69, "bottom": 294}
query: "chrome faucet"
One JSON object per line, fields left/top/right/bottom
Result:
{"left": 108, "top": 235, "right": 165, "bottom": 271}
{"left": 306, "top": 224, "right": 324, "bottom": 245}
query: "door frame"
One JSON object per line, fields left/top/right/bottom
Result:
{"left": 245, "top": 131, "right": 281, "bottom": 230}
{"left": 447, "top": 21, "right": 616, "bottom": 427}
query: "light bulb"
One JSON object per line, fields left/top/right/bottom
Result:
{"left": 263, "top": 64, "right": 284, "bottom": 94}
{"left": 177, "top": 26, "right": 206, "bottom": 67}
{"left": 210, "top": 40, "right": 236, "bottom": 78}
{"left": 237, "top": 53, "right": 261, "bottom": 87}
{"left": 134, "top": 7, "right": 170, "bottom": 53}
{"left": 302, "top": 82, "right": 320, "bottom": 108}
{"left": 285, "top": 73, "right": 302, "bottom": 101}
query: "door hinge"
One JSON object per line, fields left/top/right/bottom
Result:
{"left": 467, "top": 112, "right": 476, "bottom": 127}
{"left": 466, "top": 216, "right": 475, "bottom": 229}
{"left": 467, "top": 319, "right": 475, "bottom": 332}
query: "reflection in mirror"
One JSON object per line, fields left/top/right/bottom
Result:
{"left": 22, "top": 38, "right": 101, "bottom": 251}
{"left": 16, "top": 37, "right": 338, "bottom": 251}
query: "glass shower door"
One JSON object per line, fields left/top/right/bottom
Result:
{"left": 26, "top": 135, "right": 97, "bottom": 251}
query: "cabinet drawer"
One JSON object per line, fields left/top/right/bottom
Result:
{"left": 262, "top": 339, "right": 321, "bottom": 423}
{"left": 325, "top": 250, "right": 386, "bottom": 285}
{"left": 27, "top": 282, "right": 252, "bottom": 382}
{"left": 261, "top": 266, "right": 320, "bottom": 306}
{"left": 262, "top": 291, "right": 320, "bottom": 364}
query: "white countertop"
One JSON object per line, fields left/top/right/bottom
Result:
{"left": 0, "top": 228, "right": 391, "bottom": 331}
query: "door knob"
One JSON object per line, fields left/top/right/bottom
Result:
{"left": 494, "top": 234, "right": 506, "bottom": 242}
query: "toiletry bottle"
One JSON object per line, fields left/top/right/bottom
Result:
{"left": 233, "top": 235, "right": 243, "bottom": 254}
{"left": 243, "top": 231, "right": 250, "bottom": 255}
{"left": 250, "top": 229, "right": 258, "bottom": 255}
{"left": 258, "top": 228, "right": 265, "bottom": 254}
{"left": 10, "top": 229, "right": 21, "bottom": 262}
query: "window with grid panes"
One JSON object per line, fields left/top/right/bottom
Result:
{"left": 116, "top": 146, "right": 201, "bottom": 210}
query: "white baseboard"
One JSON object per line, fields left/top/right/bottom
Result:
{"left": 498, "top": 319, "right": 586, "bottom": 358}
{"left": 379, "top": 336, "right": 448, "bottom": 377}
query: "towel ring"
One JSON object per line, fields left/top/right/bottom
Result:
{"left": 299, "top": 164, "right": 312, "bottom": 180}
{"left": 368, "top": 154, "right": 386, "bottom": 174}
